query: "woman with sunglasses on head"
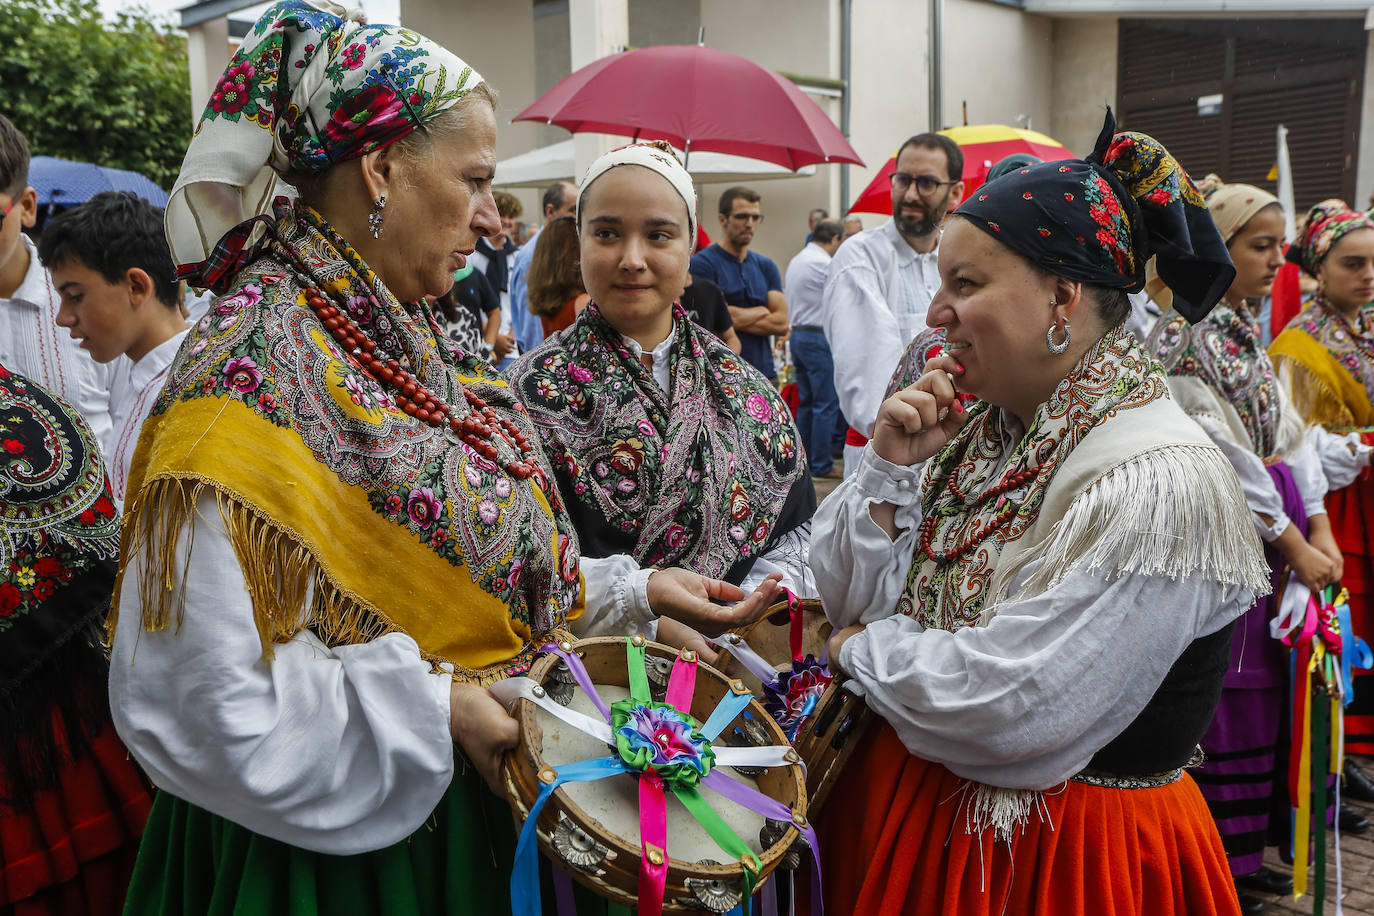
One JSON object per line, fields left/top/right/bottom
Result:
{"left": 509, "top": 143, "right": 818, "bottom": 654}
{"left": 810, "top": 114, "right": 1266, "bottom": 916}
{"left": 1269, "top": 201, "right": 1374, "bottom": 777}
{"left": 1147, "top": 179, "right": 1372, "bottom": 911}
{"left": 105, "top": 6, "right": 781, "bottom": 912}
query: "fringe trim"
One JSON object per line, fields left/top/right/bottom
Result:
{"left": 954, "top": 781, "right": 1055, "bottom": 846}
{"left": 983, "top": 443, "right": 1271, "bottom": 620}
{"left": 1274, "top": 356, "right": 1359, "bottom": 430}
{"left": 108, "top": 475, "right": 517, "bottom": 686}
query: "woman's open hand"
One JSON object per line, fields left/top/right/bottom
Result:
{"left": 646, "top": 569, "right": 783, "bottom": 638}
{"left": 872, "top": 354, "right": 969, "bottom": 467}
{"left": 449, "top": 682, "right": 520, "bottom": 794}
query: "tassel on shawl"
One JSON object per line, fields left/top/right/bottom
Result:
{"left": 982, "top": 442, "right": 1271, "bottom": 623}
{"left": 956, "top": 781, "right": 1055, "bottom": 847}
{"left": 107, "top": 476, "right": 529, "bottom": 685}
{"left": 1274, "top": 357, "right": 1358, "bottom": 431}
{"left": 109, "top": 476, "right": 395, "bottom": 661}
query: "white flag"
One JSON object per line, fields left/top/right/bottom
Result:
{"left": 1276, "top": 124, "right": 1296, "bottom": 243}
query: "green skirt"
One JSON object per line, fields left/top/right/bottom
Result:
{"left": 122, "top": 766, "right": 629, "bottom": 915}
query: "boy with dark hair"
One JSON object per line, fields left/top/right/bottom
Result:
{"left": 38, "top": 191, "right": 188, "bottom": 504}
{"left": 0, "top": 112, "right": 119, "bottom": 451}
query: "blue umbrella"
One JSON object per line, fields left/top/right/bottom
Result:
{"left": 28, "top": 156, "right": 169, "bottom": 209}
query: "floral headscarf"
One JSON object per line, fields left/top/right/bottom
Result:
{"left": 957, "top": 109, "right": 1235, "bottom": 323}
{"left": 1287, "top": 200, "right": 1374, "bottom": 278}
{"left": 166, "top": 0, "right": 483, "bottom": 292}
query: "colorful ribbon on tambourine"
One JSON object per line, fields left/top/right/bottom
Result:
{"left": 724, "top": 590, "right": 833, "bottom": 742}
{"left": 1282, "top": 585, "right": 1374, "bottom": 905}
{"left": 508, "top": 637, "right": 824, "bottom": 916}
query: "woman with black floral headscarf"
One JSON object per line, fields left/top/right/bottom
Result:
{"left": 810, "top": 113, "right": 1264, "bottom": 916}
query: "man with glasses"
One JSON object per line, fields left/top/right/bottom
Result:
{"left": 0, "top": 113, "right": 118, "bottom": 453}
{"left": 822, "top": 133, "right": 963, "bottom": 476}
{"left": 691, "top": 186, "right": 789, "bottom": 381}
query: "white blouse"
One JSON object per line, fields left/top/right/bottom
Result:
{"left": 110, "top": 495, "right": 655, "bottom": 856}
{"left": 809, "top": 446, "right": 1253, "bottom": 791}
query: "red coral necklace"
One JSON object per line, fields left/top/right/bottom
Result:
{"left": 918, "top": 465, "right": 1037, "bottom": 563}
{"left": 303, "top": 286, "right": 537, "bottom": 480}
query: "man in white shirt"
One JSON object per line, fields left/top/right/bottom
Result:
{"left": 39, "top": 191, "right": 189, "bottom": 506}
{"left": 823, "top": 132, "right": 964, "bottom": 476}
{"left": 0, "top": 114, "right": 118, "bottom": 454}
{"left": 785, "top": 218, "right": 845, "bottom": 477}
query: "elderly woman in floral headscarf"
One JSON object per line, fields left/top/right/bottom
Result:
{"left": 106, "top": 4, "right": 778, "bottom": 913}
{"left": 811, "top": 113, "right": 1267, "bottom": 915}
{"left": 1270, "top": 201, "right": 1374, "bottom": 762}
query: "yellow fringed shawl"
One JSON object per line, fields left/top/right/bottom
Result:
{"left": 110, "top": 203, "right": 583, "bottom": 685}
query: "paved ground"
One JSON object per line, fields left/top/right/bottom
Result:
{"left": 809, "top": 463, "right": 1374, "bottom": 915}
{"left": 1259, "top": 791, "right": 1374, "bottom": 914}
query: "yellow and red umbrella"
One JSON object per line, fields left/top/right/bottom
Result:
{"left": 848, "top": 124, "right": 1073, "bottom": 215}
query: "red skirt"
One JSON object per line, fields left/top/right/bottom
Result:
{"left": 1329, "top": 467, "right": 1374, "bottom": 754}
{"left": 0, "top": 720, "right": 153, "bottom": 915}
{"left": 816, "top": 723, "right": 1242, "bottom": 916}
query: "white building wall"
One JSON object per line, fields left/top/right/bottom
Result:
{"left": 1049, "top": 16, "right": 1118, "bottom": 157}
{"left": 943, "top": 0, "right": 1054, "bottom": 136}
{"left": 1358, "top": 27, "right": 1374, "bottom": 209}
{"left": 692, "top": 0, "right": 841, "bottom": 269}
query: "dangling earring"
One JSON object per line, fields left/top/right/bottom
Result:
{"left": 368, "top": 194, "right": 387, "bottom": 239}
{"left": 1046, "top": 317, "right": 1071, "bottom": 355}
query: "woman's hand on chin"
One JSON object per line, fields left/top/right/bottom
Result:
{"left": 872, "top": 354, "right": 969, "bottom": 466}
{"left": 449, "top": 682, "right": 520, "bottom": 794}
{"left": 646, "top": 569, "right": 783, "bottom": 638}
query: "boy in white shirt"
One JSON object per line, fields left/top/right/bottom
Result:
{"left": 0, "top": 113, "right": 119, "bottom": 452}
{"left": 38, "top": 191, "right": 188, "bottom": 506}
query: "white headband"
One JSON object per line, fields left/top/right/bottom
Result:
{"left": 578, "top": 142, "right": 698, "bottom": 241}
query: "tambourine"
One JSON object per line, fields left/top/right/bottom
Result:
{"left": 502, "top": 635, "right": 822, "bottom": 915}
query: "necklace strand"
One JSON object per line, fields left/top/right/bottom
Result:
{"left": 304, "top": 286, "right": 537, "bottom": 480}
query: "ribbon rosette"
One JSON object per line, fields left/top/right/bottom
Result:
{"left": 762, "top": 656, "right": 833, "bottom": 738}
{"left": 612, "top": 700, "right": 715, "bottom": 787}
{"left": 509, "top": 637, "right": 825, "bottom": 916}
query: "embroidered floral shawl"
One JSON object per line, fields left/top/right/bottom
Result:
{"left": 0, "top": 364, "right": 121, "bottom": 804}
{"left": 898, "top": 325, "right": 1168, "bottom": 629}
{"left": 508, "top": 303, "right": 815, "bottom": 584}
{"left": 1270, "top": 295, "right": 1374, "bottom": 431}
{"left": 113, "top": 200, "right": 581, "bottom": 683}
{"left": 1149, "top": 303, "right": 1279, "bottom": 456}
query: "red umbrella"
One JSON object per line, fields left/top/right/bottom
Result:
{"left": 848, "top": 124, "right": 1073, "bottom": 215}
{"left": 513, "top": 45, "right": 863, "bottom": 171}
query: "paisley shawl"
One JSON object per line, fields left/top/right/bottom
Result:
{"left": 1150, "top": 303, "right": 1280, "bottom": 456}
{"left": 112, "top": 200, "right": 581, "bottom": 683}
{"left": 897, "top": 325, "right": 1167, "bottom": 630}
{"left": 508, "top": 303, "right": 815, "bottom": 584}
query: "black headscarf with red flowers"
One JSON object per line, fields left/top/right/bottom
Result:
{"left": 0, "top": 363, "right": 121, "bottom": 805}
{"left": 957, "top": 109, "right": 1234, "bottom": 324}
